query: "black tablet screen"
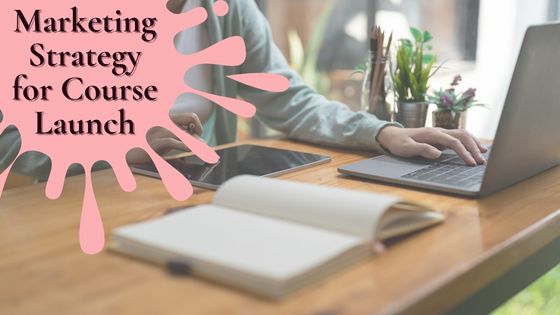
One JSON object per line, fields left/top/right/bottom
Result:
{"left": 133, "top": 145, "right": 331, "bottom": 189}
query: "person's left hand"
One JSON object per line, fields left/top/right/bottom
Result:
{"left": 376, "top": 126, "right": 488, "bottom": 166}
{"left": 126, "top": 113, "right": 203, "bottom": 165}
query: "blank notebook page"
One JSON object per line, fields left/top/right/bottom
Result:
{"left": 115, "top": 205, "right": 363, "bottom": 281}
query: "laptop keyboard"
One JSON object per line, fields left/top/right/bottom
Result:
{"left": 401, "top": 153, "right": 488, "bottom": 188}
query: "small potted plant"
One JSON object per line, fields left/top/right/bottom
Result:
{"left": 428, "top": 75, "right": 485, "bottom": 129}
{"left": 391, "top": 27, "right": 437, "bottom": 128}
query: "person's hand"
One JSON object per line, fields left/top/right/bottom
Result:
{"left": 376, "top": 126, "right": 488, "bottom": 166}
{"left": 126, "top": 113, "right": 203, "bottom": 165}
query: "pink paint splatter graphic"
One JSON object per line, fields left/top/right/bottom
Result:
{"left": 0, "top": 0, "right": 289, "bottom": 254}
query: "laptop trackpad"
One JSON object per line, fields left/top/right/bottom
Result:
{"left": 350, "top": 155, "right": 431, "bottom": 178}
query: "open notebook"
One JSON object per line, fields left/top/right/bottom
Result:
{"left": 112, "top": 176, "right": 444, "bottom": 298}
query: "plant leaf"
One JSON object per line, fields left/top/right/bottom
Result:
{"left": 354, "top": 61, "right": 366, "bottom": 73}
{"left": 410, "top": 27, "right": 423, "bottom": 42}
{"left": 302, "top": 0, "right": 335, "bottom": 70}
{"left": 429, "top": 59, "right": 449, "bottom": 78}
{"left": 423, "top": 54, "right": 435, "bottom": 65}
{"left": 423, "top": 31, "right": 433, "bottom": 43}
{"left": 287, "top": 29, "right": 305, "bottom": 72}
{"left": 401, "top": 39, "right": 413, "bottom": 50}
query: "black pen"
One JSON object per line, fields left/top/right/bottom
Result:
{"left": 166, "top": 260, "right": 192, "bottom": 276}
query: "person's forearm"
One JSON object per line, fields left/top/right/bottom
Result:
{"left": 253, "top": 84, "right": 397, "bottom": 151}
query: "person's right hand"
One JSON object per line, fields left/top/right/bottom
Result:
{"left": 126, "top": 113, "right": 203, "bottom": 165}
{"left": 376, "top": 126, "right": 488, "bottom": 166}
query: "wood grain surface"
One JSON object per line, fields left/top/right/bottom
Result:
{"left": 1, "top": 139, "right": 560, "bottom": 315}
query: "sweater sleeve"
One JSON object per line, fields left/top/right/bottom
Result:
{"left": 233, "top": 0, "right": 401, "bottom": 151}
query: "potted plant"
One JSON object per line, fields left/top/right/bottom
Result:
{"left": 428, "top": 75, "right": 485, "bottom": 129}
{"left": 391, "top": 28, "right": 436, "bottom": 128}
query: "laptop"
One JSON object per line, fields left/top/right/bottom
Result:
{"left": 338, "top": 23, "right": 560, "bottom": 197}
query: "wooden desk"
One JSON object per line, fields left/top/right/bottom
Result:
{"left": 4, "top": 174, "right": 33, "bottom": 190}
{"left": 1, "top": 139, "right": 560, "bottom": 315}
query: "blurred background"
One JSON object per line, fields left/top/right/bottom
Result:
{"left": 238, "top": 0, "right": 560, "bottom": 313}
{"left": 238, "top": 0, "right": 560, "bottom": 143}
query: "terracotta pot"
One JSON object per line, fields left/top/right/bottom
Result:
{"left": 396, "top": 102, "right": 429, "bottom": 128}
{"left": 433, "top": 110, "right": 467, "bottom": 129}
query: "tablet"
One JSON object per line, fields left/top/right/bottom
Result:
{"left": 131, "top": 144, "right": 331, "bottom": 190}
